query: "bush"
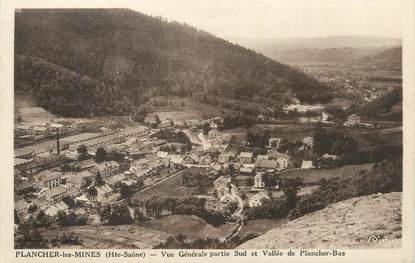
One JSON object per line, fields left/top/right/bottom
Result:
{"left": 289, "top": 158, "right": 402, "bottom": 219}
{"left": 55, "top": 211, "right": 88, "bottom": 227}
{"left": 100, "top": 203, "right": 133, "bottom": 225}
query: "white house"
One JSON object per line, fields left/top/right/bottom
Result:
{"left": 96, "top": 161, "right": 120, "bottom": 178}
{"left": 249, "top": 191, "right": 271, "bottom": 207}
{"left": 345, "top": 114, "right": 361, "bottom": 126}
{"left": 257, "top": 154, "right": 269, "bottom": 161}
{"left": 208, "top": 129, "right": 222, "bottom": 140}
{"left": 238, "top": 152, "right": 253, "bottom": 164}
{"left": 45, "top": 201, "right": 69, "bottom": 217}
{"left": 218, "top": 152, "right": 236, "bottom": 163}
{"left": 303, "top": 137, "right": 314, "bottom": 149}
{"left": 301, "top": 160, "right": 315, "bottom": 169}
{"left": 253, "top": 173, "right": 265, "bottom": 188}
{"left": 15, "top": 199, "right": 30, "bottom": 219}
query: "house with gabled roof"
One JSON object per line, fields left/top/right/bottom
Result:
{"left": 301, "top": 160, "right": 315, "bottom": 169}
{"left": 43, "top": 185, "right": 67, "bottom": 204}
{"left": 253, "top": 172, "right": 265, "bottom": 188}
{"left": 218, "top": 151, "right": 236, "bottom": 163}
{"left": 199, "top": 155, "right": 213, "bottom": 165}
{"left": 15, "top": 199, "right": 30, "bottom": 219}
{"left": 345, "top": 113, "right": 361, "bottom": 126}
{"left": 238, "top": 152, "right": 253, "bottom": 164}
{"left": 249, "top": 191, "right": 271, "bottom": 207}
{"left": 45, "top": 201, "right": 69, "bottom": 217}
{"left": 96, "top": 184, "right": 120, "bottom": 204}
{"left": 42, "top": 172, "right": 62, "bottom": 189}
{"left": 266, "top": 150, "right": 289, "bottom": 170}
{"left": 156, "top": 151, "right": 169, "bottom": 159}
{"left": 105, "top": 173, "right": 127, "bottom": 186}
{"left": 95, "top": 161, "right": 120, "bottom": 178}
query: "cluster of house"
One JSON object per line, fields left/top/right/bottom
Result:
{"left": 282, "top": 104, "right": 325, "bottom": 114}
{"left": 14, "top": 123, "right": 201, "bottom": 222}
{"left": 15, "top": 112, "right": 355, "bottom": 223}
{"left": 64, "top": 127, "right": 148, "bottom": 157}
{"left": 15, "top": 158, "right": 131, "bottom": 220}
{"left": 343, "top": 113, "right": 374, "bottom": 128}
{"left": 14, "top": 120, "right": 87, "bottom": 140}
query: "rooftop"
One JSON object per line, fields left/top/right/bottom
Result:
{"left": 239, "top": 152, "right": 253, "bottom": 158}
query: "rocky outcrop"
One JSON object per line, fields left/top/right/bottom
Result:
{"left": 238, "top": 192, "right": 401, "bottom": 249}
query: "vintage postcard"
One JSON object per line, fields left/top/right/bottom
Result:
{"left": 0, "top": 0, "right": 413, "bottom": 262}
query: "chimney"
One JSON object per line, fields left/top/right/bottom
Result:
{"left": 56, "top": 128, "right": 60, "bottom": 155}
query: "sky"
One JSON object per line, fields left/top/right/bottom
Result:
{"left": 132, "top": 0, "right": 402, "bottom": 40}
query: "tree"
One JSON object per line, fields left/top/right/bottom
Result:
{"left": 331, "top": 136, "right": 358, "bottom": 155}
{"left": 226, "top": 201, "right": 239, "bottom": 214}
{"left": 246, "top": 177, "right": 254, "bottom": 188}
{"left": 30, "top": 210, "right": 51, "bottom": 228}
{"left": 263, "top": 173, "right": 277, "bottom": 188}
{"left": 202, "top": 122, "right": 211, "bottom": 135}
{"left": 100, "top": 203, "right": 132, "bottom": 225}
{"left": 28, "top": 204, "right": 38, "bottom": 214}
{"left": 94, "top": 172, "right": 104, "bottom": 186}
{"left": 77, "top": 144, "right": 88, "bottom": 160}
{"left": 282, "top": 183, "right": 299, "bottom": 210}
{"left": 15, "top": 227, "right": 48, "bottom": 249}
{"left": 86, "top": 186, "right": 97, "bottom": 201}
{"left": 62, "top": 196, "right": 76, "bottom": 208}
{"left": 313, "top": 124, "right": 330, "bottom": 155}
{"left": 81, "top": 177, "right": 93, "bottom": 190}
{"left": 14, "top": 209, "right": 20, "bottom": 225}
{"left": 134, "top": 208, "right": 149, "bottom": 223}
{"left": 119, "top": 183, "right": 132, "bottom": 199}
{"left": 247, "top": 127, "right": 271, "bottom": 147}
{"left": 55, "top": 211, "right": 87, "bottom": 227}
{"left": 154, "top": 114, "right": 161, "bottom": 124}
{"left": 94, "top": 147, "right": 107, "bottom": 162}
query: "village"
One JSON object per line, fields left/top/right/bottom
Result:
{"left": 13, "top": 100, "right": 393, "bottom": 249}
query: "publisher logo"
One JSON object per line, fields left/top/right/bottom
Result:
{"left": 368, "top": 234, "right": 396, "bottom": 244}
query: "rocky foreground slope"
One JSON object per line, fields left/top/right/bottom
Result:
{"left": 238, "top": 192, "right": 401, "bottom": 249}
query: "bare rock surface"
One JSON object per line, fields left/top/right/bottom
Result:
{"left": 238, "top": 192, "right": 401, "bottom": 249}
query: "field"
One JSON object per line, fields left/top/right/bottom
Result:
{"left": 141, "top": 215, "right": 235, "bottom": 240}
{"left": 337, "top": 126, "right": 402, "bottom": 148}
{"left": 15, "top": 92, "right": 55, "bottom": 124}
{"left": 146, "top": 111, "right": 202, "bottom": 123}
{"left": 279, "top": 163, "right": 375, "bottom": 184}
{"left": 132, "top": 168, "right": 201, "bottom": 201}
{"left": 324, "top": 97, "right": 353, "bottom": 109}
{"left": 40, "top": 224, "right": 170, "bottom": 249}
{"left": 257, "top": 123, "right": 315, "bottom": 142}
{"left": 145, "top": 96, "right": 236, "bottom": 122}
{"left": 260, "top": 122, "right": 402, "bottom": 149}
{"left": 237, "top": 218, "right": 288, "bottom": 238}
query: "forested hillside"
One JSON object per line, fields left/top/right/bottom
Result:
{"left": 15, "top": 9, "right": 332, "bottom": 117}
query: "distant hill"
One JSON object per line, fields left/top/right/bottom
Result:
{"left": 15, "top": 9, "right": 333, "bottom": 117}
{"left": 238, "top": 192, "right": 401, "bottom": 249}
{"left": 233, "top": 36, "right": 401, "bottom": 67}
{"left": 354, "top": 47, "right": 402, "bottom": 70}
{"left": 271, "top": 47, "right": 384, "bottom": 64}
{"left": 233, "top": 35, "right": 401, "bottom": 51}
{"left": 252, "top": 45, "right": 402, "bottom": 72}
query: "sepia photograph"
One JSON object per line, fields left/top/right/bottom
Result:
{"left": 11, "top": 1, "right": 406, "bottom": 251}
